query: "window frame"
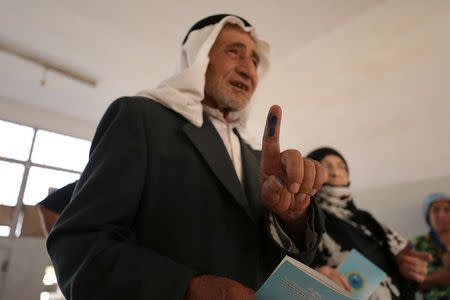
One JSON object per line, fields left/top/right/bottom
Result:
{"left": 0, "top": 121, "right": 86, "bottom": 237}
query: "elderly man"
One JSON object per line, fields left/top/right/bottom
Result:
{"left": 47, "top": 14, "right": 325, "bottom": 300}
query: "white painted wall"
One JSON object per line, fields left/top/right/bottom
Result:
{"left": 247, "top": 0, "right": 450, "bottom": 191}
{"left": 243, "top": 0, "right": 450, "bottom": 251}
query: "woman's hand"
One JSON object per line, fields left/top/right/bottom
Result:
{"left": 315, "top": 266, "right": 351, "bottom": 291}
{"left": 396, "top": 241, "right": 432, "bottom": 283}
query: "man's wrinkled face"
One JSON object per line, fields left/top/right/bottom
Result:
{"left": 204, "top": 24, "right": 259, "bottom": 115}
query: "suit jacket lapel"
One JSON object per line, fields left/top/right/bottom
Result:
{"left": 235, "top": 130, "right": 262, "bottom": 221}
{"left": 182, "top": 116, "right": 254, "bottom": 220}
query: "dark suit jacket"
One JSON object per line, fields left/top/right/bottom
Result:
{"left": 39, "top": 182, "right": 75, "bottom": 214}
{"left": 47, "top": 97, "right": 324, "bottom": 300}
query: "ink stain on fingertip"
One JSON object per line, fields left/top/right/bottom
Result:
{"left": 268, "top": 127, "right": 275, "bottom": 137}
{"left": 267, "top": 112, "right": 277, "bottom": 137}
{"left": 267, "top": 113, "right": 277, "bottom": 125}
{"left": 267, "top": 112, "right": 272, "bottom": 123}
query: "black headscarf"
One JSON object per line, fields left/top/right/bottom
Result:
{"left": 182, "top": 14, "right": 251, "bottom": 45}
{"left": 307, "top": 147, "right": 350, "bottom": 186}
{"left": 307, "top": 147, "right": 348, "bottom": 171}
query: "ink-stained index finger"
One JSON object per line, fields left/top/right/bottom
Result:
{"left": 261, "top": 105, "right": 282, "bottom": 175}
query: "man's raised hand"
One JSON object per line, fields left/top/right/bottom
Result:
{"left": 260, "top": 105, "right": 325, "bottom": 227}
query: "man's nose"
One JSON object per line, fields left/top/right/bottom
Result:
{"left": 236, "top": 58, "right": 257, "bottom": 84}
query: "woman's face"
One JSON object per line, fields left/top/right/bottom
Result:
{"left": 428, "top": 200, "right": 450, "bottom": 233}
{"left": 321, "top": 154, "right": 349, "bottom": 186}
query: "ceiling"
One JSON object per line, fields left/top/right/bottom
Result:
{"left": 1, "top": 0, "right": 450, "bottom": 190}
{"left": 0, "top": 0, "right": 382, "bottom": 122}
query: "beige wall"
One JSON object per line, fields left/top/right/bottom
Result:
{"left": 354, "top": 174, "right": 450, "bottom": 240}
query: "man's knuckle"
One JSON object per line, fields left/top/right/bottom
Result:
{"left": 304, "top": 158, "right": 314, "bottom": 166}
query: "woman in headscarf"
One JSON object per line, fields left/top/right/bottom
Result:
{"left": 307, "top": 147, "right": 431, "bottom": 300}
{"left": 414, "top": 193, "right": 450, "bottom": 299}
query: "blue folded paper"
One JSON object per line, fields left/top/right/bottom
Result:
{"left": 255, "top": 256, "right": 354, "bottom": 300}
{"left": 338, "top": 249, "right": 386, "bottom": 300}
{"left": 256, "top": 249, "right": 387, "bottom": 300}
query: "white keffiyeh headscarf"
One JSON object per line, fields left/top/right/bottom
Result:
{"left": 137, "top": 14, "right": 270, "bottom": 147}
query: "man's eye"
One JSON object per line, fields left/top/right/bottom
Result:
{"left": 228, "top": 49, "right": 238, "bottom": 54}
